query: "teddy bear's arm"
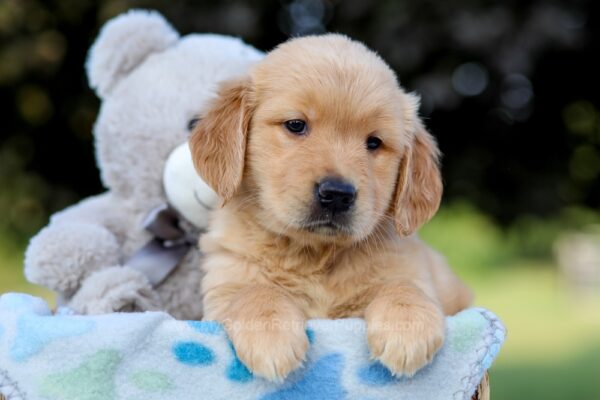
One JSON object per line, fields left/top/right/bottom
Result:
{"left": 24, "top": 192, "right": 128, "bottom": 295}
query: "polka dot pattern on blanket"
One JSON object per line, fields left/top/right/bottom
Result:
{"left": 39, "top": 349, "right": 121, "bottom": 400}
{"left": 260, "top": 353, "right": 346, "bottom": 400}
{"left": 0, "top": 293, "right": 505, "bottom": 400}
{"left": 188, "top": 320, "right": 223, "bottom": 336}
{"left": 172, "top": 341, "right": 215, "bottom": 366}
{"left": 225, "top": 341, "right": 254, "bottom": 383}
{"left": 305, "top": 328, "right": 315, "bottom": 344}
{"left": 130, "top": 369, "right": 174, "bottom": 392}
{"left": 11, "top": 315, "right": 94, "bottom": 362}
{"left": 357, "top": 362, "right": 397, "bottom": 386}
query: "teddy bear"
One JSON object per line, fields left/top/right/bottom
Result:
{"left": 23, "top": 10, "right": 263, "bottom": 319}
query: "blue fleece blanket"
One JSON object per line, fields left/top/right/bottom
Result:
{"left": 0, "top": 293, "right": 504, "bottom": 400}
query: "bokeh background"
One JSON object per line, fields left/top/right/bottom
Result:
{"left": 1, "top": 0, "right": 599, "bottom": 398}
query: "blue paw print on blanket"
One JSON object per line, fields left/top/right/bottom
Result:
{"left": 260, "top": 353, "right": 346, "bottom": 400}
{"left": 358, "top": 362, "right": 397, "bottom": 386}
{"left": 225, "top": 341, "right": 253, "bottom": 383}
{"left": 173, "top": 341, "right": 215, "bottom": 366}
{"left": 11, "top": 314, "right": 94, "bottom": 362}
{"left": 188, "top": 320, "right": 223, "bottom": 336}
{"left": 187, "top": 320, "right": 254, "bottom": 382}
{"left": 305, "top": 328, "right": 315, "bottom": 344}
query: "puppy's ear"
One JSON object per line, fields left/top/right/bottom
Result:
{"left": 393, "top": 95, "right": 443, "bottom": 236}
{"left": 189, "top": 77, "right": 253, "bottom": 202}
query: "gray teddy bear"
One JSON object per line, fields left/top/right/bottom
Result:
{"left": 23, "top": 10, "right": 263, "bottom": 319}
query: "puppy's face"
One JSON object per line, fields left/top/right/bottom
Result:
{"left": 191, "top": 35, "right": 442, "bottom": 243}
{"left": 247, "top": 57, "right": 409, "bottom": 242}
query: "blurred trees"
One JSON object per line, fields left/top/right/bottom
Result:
{"left": 0, "top": 0, "right": 598, "bottom": 242}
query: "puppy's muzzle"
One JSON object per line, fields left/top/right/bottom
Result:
{"left": 316, "top": 178, "right": 356, "bottom": 213}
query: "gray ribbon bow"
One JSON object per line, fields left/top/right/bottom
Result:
{"left": 125, "top": 204, "right": 199, "bottom": 287}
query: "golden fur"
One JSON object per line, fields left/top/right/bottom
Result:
{"left": 190, "top": 34, "right": 472, "bottom": 382}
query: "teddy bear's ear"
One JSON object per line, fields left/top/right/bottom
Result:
{"left": 86, "top": 10, "right": 179, "bottom": 98}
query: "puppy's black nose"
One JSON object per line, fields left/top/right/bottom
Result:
{"left": 317, "top": 178, "right": 356, "bottom": 213}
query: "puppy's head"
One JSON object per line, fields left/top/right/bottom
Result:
{"left": 190, "top": 34, "right": 442, "bottom": 243}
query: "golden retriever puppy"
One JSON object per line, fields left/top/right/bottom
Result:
{"left": 190, "top": 34, "right": 472, "bottom": 382}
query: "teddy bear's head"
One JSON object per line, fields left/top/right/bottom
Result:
{"left": 86, "top": 10, "right": 263, "bottom": 216}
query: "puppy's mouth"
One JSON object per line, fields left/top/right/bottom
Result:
{"left": 300, "top": 216, "right": 353, "bottom": 236}
{"left": 297, "top": 178, "right": 358, "bottom": 237}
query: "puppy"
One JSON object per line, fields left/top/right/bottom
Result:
{"left": 190, "top": 34, "right": 472, "bottom": 382}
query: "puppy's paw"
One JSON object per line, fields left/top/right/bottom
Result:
{"left": 227, "top": 317, "right": 309, "bottom": 382}
{"left": 366, "top": 300, "right": 445, "bottom": 377}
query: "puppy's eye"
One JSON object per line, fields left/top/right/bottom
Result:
{"left": 366, "top": 136, "right": 382, "bottom": 151}
{"left": 284, "top": 119, "right": 308, "bottom": 135}
{"left": 187, "top": 117, "right": 201, "bottom": 131}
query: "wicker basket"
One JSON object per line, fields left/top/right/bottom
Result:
{"left": 473, "top": 372, "right": 490, "bottom": 400}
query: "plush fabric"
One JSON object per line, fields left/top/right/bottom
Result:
{"left": 23, "top": 10, "right": 263, "bottom": 319}
{"left": 0, "top": 293, "right": 505, "bottom": 400}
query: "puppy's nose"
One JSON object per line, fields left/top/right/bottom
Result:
{"left": 317, "top": 178, "right": 356, "bottom": 213}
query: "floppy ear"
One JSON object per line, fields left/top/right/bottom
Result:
{"left": 189, "top": 77, "right": 252, "bottom": 202}
{"left": 393, "top": 98, "right": 443, "bottom": 236}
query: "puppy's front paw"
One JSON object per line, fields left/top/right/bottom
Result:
{"left": 366, "top": 300, "right": 445, "bottom": 377}
{"left": 227, "top": 317, "right": 309, "bottom": 382}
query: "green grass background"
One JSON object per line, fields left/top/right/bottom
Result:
{"left": 1, "top": 202, "right": 599, "bottom": 399}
